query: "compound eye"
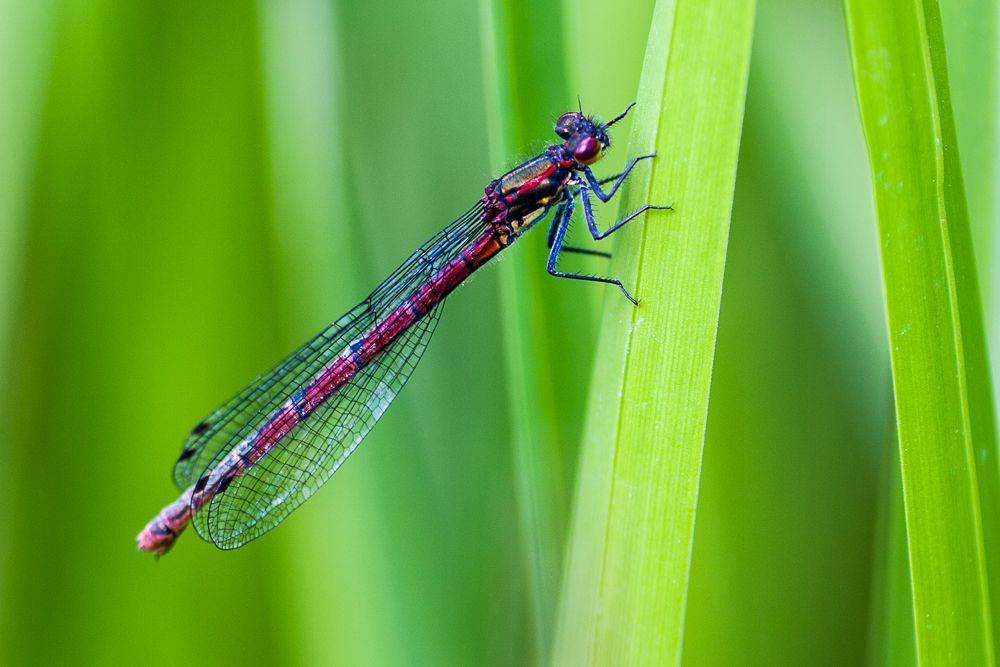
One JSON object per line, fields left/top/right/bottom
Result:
{"left": 555, "top": 112, "right": 581, "bottom": 139}
{"left": 573, "top": 136, "right": 602, "bottom": 165}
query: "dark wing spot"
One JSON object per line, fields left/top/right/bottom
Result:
{"left": 191, "top": 421, "right": 210, "bottom": 436}
{"left": 218, "top": 474, "right": 234, "bottom": 494}
{"left": 176, "top": 447, "right": 197, "bottom": 462}
{"left": 194, "top": 475, "right": 208, "bottom": 494}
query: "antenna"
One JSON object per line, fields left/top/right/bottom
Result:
{"left": 605, "top": 101, "right": 637, "bottom": 128}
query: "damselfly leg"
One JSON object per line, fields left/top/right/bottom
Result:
{"left": 578, "top": 188, "right": 673, "bottom": 242}
{"left": 547, "top": 193, "right": 641, "bottom": 305}
{"left": 545, "top": 170, "right": 641, "bottom": 258}
{"left": 546, "top": 154, "right": 671, "bottom": 304}
{"left": 582, "top": 153, "right": 657, "bottom": 202}
{"left": 546, "top": 206, "right": 612, "bottom": 258}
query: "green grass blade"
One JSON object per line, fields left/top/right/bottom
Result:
{"left": 278, "top": 2, "right": 517, "bottom": 663}
{"left": 845, "top": 0, "right": 1000, "bottom": 662}
{"left": 0, "top": 0, "right": 56, "bottom": 594}
{"left": 255, "top": 3, "right": 380, "bottom": 664}
{"left": 4, "top": 3, "right": 289, "bottom": 663}
{"left": 554, "top": 0, "right": 756, "bottom": 663}
{"left": 482, "top": 0, "right": 583, "bottom": 656}
{"left": 0, "top": 0, "right": 55, "bottom": 364}
{"left": 938, "top": 0, "right": 996, "bottom": 283}
{"left": 868, "top": 441, "right": 917, "bottom": 664}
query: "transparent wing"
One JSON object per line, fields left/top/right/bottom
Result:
{"left": 172, "top": 301, "right": 369, "bottom": 490}
{"left": 198, "top": 308, "right": 441, "bottom": 548}
{"left": 169, "top": 205, "right": 486, "bottom": 547}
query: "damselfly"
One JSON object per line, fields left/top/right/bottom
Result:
{"left": 137, "top": 102, "right": 670, "bottom": 555}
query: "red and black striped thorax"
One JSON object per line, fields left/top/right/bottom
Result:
{"left": 482, "top": 145, "right": 576, "bottom": 247}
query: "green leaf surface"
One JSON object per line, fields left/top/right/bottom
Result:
{"left": 869, "top": 442, "right": 917, "bottom": 665}
{"left": 939, "top": 0, "right": 996, "bottom": 285}
{"left": 0, "top": 0, "right": 57, "bottom": 597}
{"left": 481, "top": 0, "right": 576, "bottom": 657}
{"left": 484, "top": 0, "right": 661, "bottom": 658}
{"left": 554, "top": 0, "right": 756, "bottom": 663}
{"left": 845, "top": 0, "right": 1000, "bottom": 662}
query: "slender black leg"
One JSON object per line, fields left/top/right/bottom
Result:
{"left": 547, "top": 194, "right": 638, "bottom": 304}
{"left": 579, "top": 186, "right": 672, "bottom": 241}
{"left": 567, "top": 173, "right": 620, "bottom": 201}
{"left": 583, "top": 154, "right": 656, "bottom": 202}
{"left": 556, "top": 170, "right": 628, "bottom": 255}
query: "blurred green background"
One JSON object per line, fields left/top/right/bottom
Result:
{"left": 0, "top": 0, "right": 993, "bottom": 665}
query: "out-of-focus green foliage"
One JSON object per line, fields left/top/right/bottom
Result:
{"left": 0, "top": 0, "right": 995, "bottom": 665}
{"left": 846, "top": 0, "right": 999, "bottom": 662}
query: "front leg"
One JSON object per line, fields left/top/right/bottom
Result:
{"left": 583, "top": 154, "right": 655, "bottom": 202}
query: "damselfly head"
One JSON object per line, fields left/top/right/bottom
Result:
{"left": 554, "top": 111, "right": 610, "bottom": 167}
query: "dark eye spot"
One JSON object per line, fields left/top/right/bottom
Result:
{"left": 555, "top": 112, "right": 582, "bottom": 139}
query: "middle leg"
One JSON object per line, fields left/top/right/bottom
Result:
{"left": 579, "top": 185, "right": 672, "bottom": 241}
{"left": 546, "top": 193, "right": 638, "bottom": 304}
